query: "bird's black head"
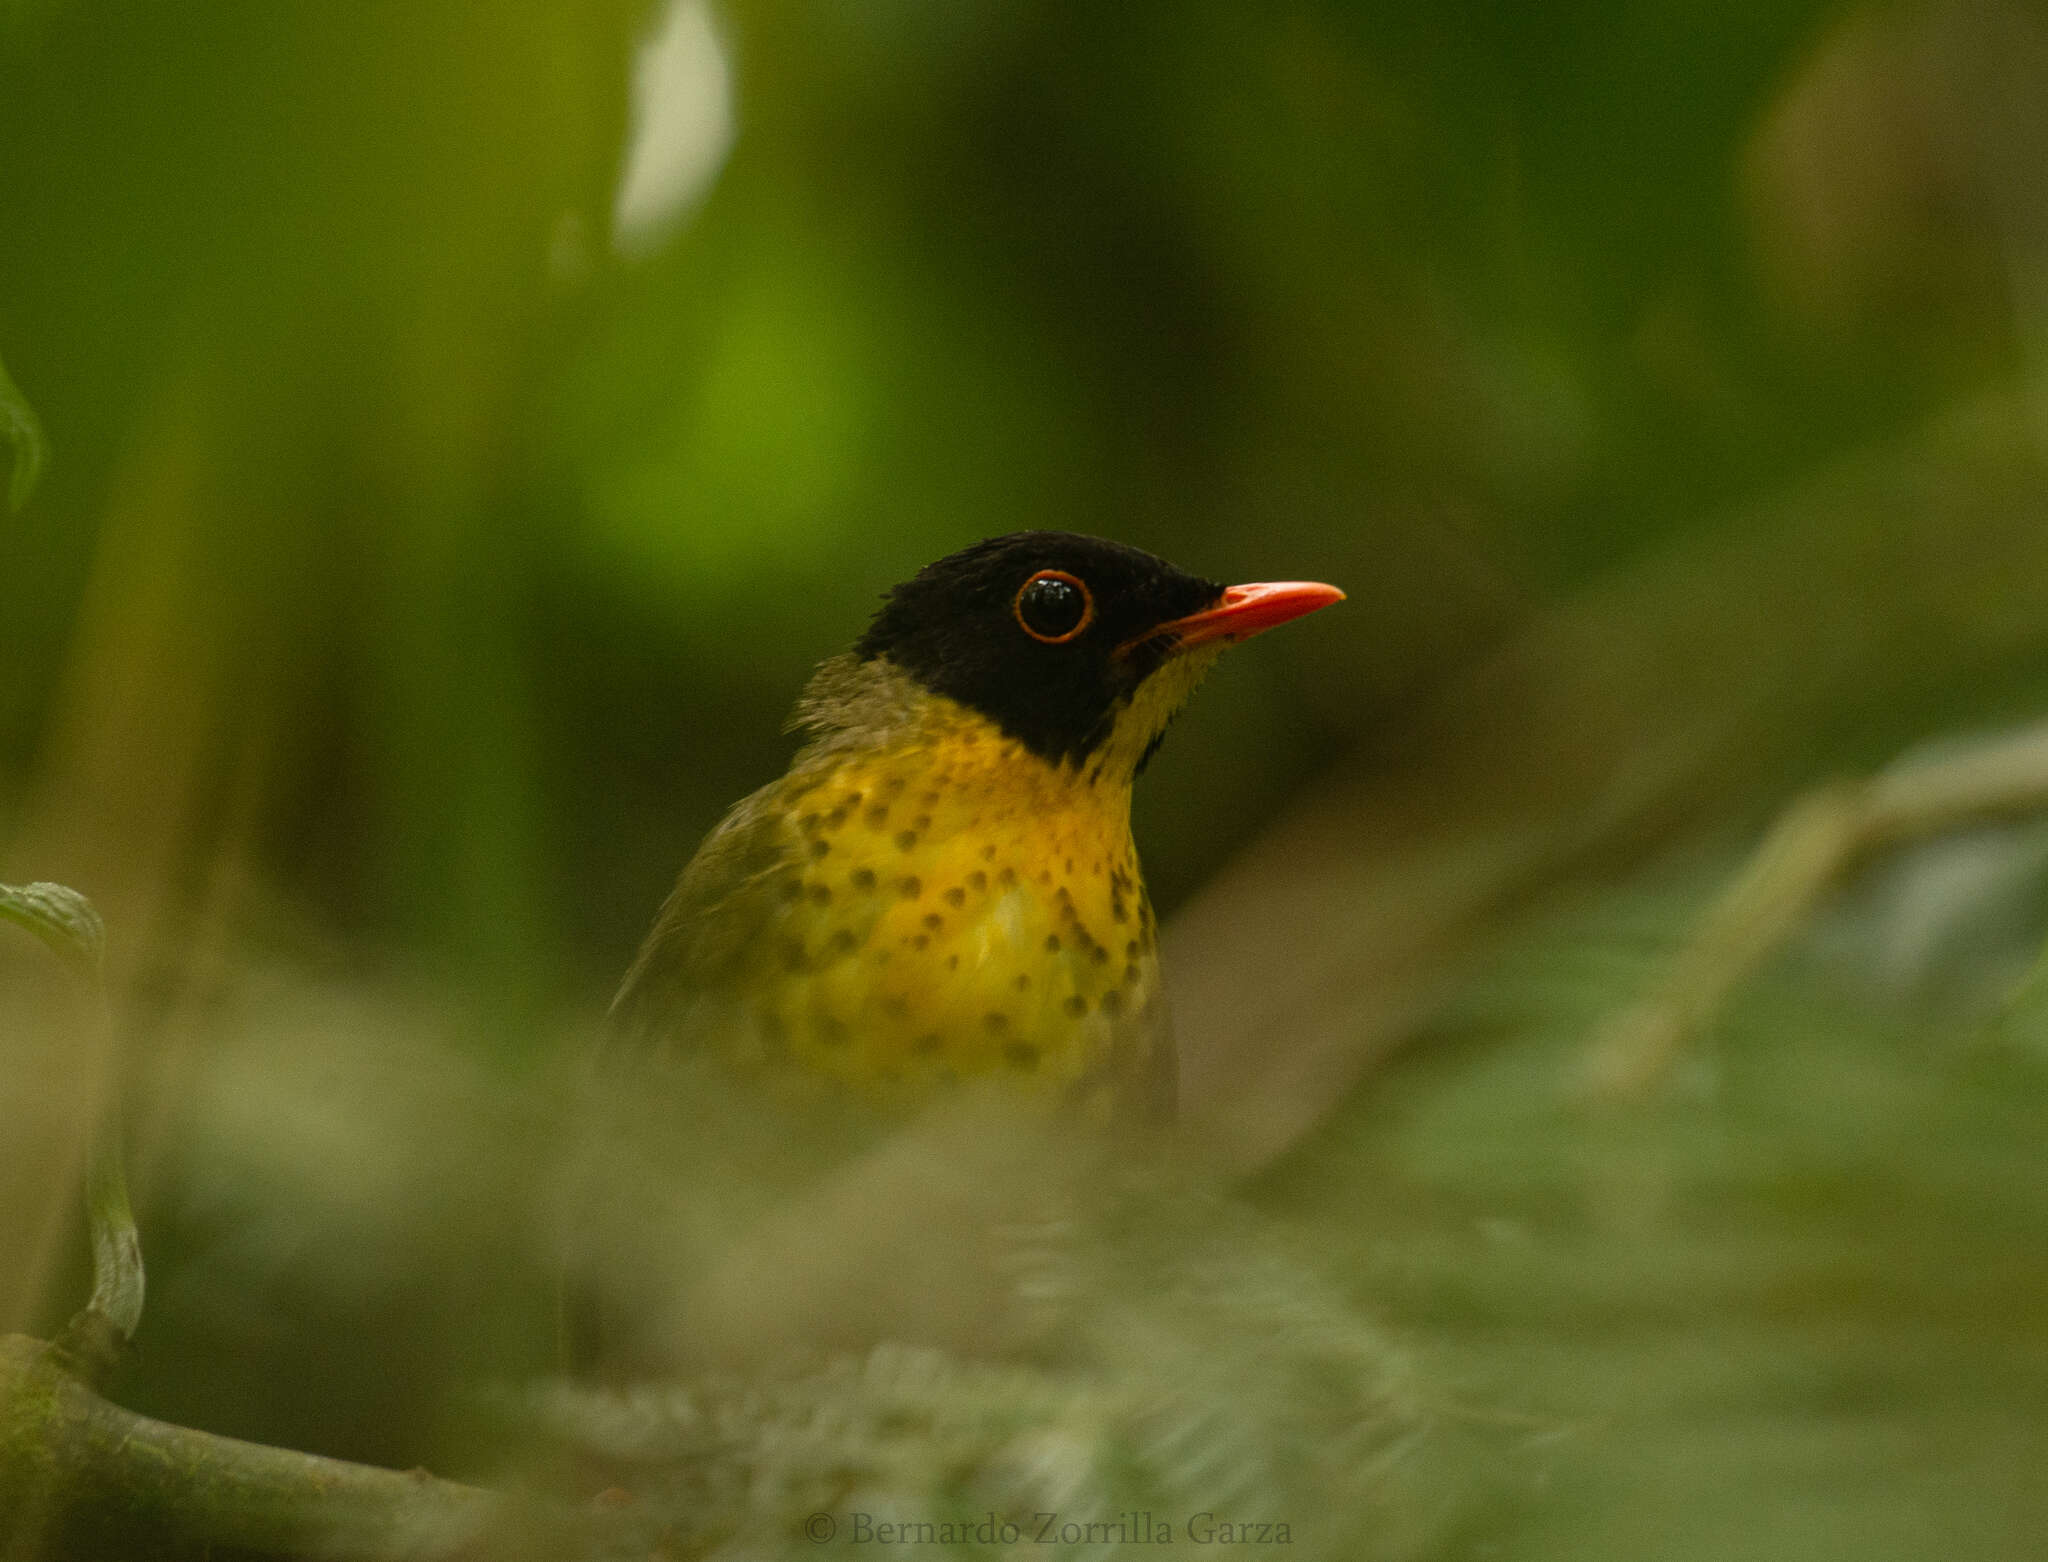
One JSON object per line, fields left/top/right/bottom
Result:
{"left": 852, "top": 532, "right": 1228, "bottom": 769}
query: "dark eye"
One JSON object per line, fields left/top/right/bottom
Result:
{"left": 1013, "top": 569, "right": 1094, "bottom": 643}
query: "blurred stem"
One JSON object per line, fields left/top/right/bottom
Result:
{"left": 0, "top": 1335, "right": 560, "bottom": 1561}
{"left": 0, "top": 347, "right": 49, "bottom": 511}
{"left": 0, "top": 882, "right": 140, "bottom": 1382}
{"left": 62, "top": 1129, "right": 144, "bottom": 1382}
{"left": 1583, "top": 720, "right": 2048, "bottom": 1099}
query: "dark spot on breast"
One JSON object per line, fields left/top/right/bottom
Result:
{"left": 817, "top": 1016, "right": 848, "bottom": 1044}
{"left": 947, "top": 953, "right": 959, "bottom": 970}
{"left": 799, "top": 812, "right": 821, "bottom": 834}
{"left": 1092, "top": 945, "right": 1110, "bottom": 964}
{"left": 779, "top": 878, "right": 805, "bottom": 902}
{"left": 810, "top": 840, "right": 831, "bottom": 859}
{"left": 912, "top": 1032, "right": 943, "bottom": 1054}
{"left": 1100, "top": 990, "right": 1124, "bottom": 1016}
{"left": 1110, "top": 897, "right": 1128, "bottom": 924}
{"left": 828, "top": 928, "right": 858, "bottom": 954}
{"left": 912, "top": 933, "right": 929, "bottom": 950}
{"left": 920, "top": 790, "right": 940, "bottom": 807}
{"left": 825, "top": 807, "right": 848, "bottom": 830}
{"left": 1014, "top": 973, "right": 1031, "bottom": 991}
{"left": 1064, "top": 905, "right": 1096, "bottom": 947}
{"left": 915, "top": 814, "right": 933, "bottom": 832}
{"left": 882, "top": 994, "right": 909, "bottom": 1018}
{"left": 781, "top": 938, "right": 808, "bottom": 973}
{"left": 922, "top": 912, "right": 944, "bottom": 931}
{"left": 1124, "top": 962, "right": 1142, "bottom": 986}
{"left": 968, "top": 871, "right": 987, "bottom": 893}
{"left": 851, "top": 868, "right": 876, "bottom": 892}
{"left": 1125, "top": 940, "right": 1139, "bottom": 959}
{"left": 944, "top": 886, "right": 966, "bottom": 908}
{"left": 1003, "top": 1040, "right": 1040, "bottom": 1070}
{"left": 998, "top": 867, "right": 1018, "bottom": 887}
{"left": 865, "top": 806, "right": 890, "bottom": 828}
{"left": 884, "top": 775, "right": 907, "bottom": 794}
{"left": 898, "top": 876, "right": 922, "bottom": 898}
{"left": 980, "top": 844, "right": 997, "bottom": 863}
{"left": 1044, "top": 934, "right": 1061, "bottom": 953}
{"left": 1064, "top": 858, "right": 1074, "bottom": 875}
{"left": 983, "top": 1012, "right": 1009, "bottom": 1034}
{"left": 895, "top": 831, "right": 919, "bottom": 852}
{"left": 1063, "top": 995, "right": 1087, "bottom": 1018}
{"left": 808, "top": 884, "right": 832, "bottom": 906}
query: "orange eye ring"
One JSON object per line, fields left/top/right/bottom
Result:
{"left": 1013, "top": 569, "right": 1095, "bottom": 644}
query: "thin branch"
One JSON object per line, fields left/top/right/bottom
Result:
{"left": 1582, "top": 721, "right": 2048, "bottom": 1099}
{"left": 0, "top": 1334, "right": 570, "bottom": 1560}
{"left": 1, "top": 881, "right": 142, "bottom": 1383}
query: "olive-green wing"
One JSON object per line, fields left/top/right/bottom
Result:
{"left": 606, "top": 774, "right": 809, "bottom": 1056}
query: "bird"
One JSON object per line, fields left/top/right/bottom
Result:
{"left": 607, "top": 530, "right": 1342, "bottom": 1125}
{"left": 570, "top": 532, "right": 1341, "bottom": 1373}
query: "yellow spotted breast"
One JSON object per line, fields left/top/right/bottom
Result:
{"left": 610, "top": 664, "right": 1172, "bottom": 1124}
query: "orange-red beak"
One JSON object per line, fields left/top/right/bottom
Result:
{"left": 1140, "top": 580, "right": 1345, "bottom": 653}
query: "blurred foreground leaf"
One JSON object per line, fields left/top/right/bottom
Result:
{"left": 0, "top": 881, "right": 103, "bottom": 976}
{"left": 1261, "top": 842, "right": 2048, "bottom": 1561}
{"left": 0, "top": 349, "right": 48, "bottom": 512}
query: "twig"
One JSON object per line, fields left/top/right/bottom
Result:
{"left": 0, "top": 1334, "right": 550, "bottom": 1560}
{"left": 0, "top": 882, "right": 141, "bottom": 1384}
{"left": 1582, "top": 721, "right": 2048, "bottom": 1099}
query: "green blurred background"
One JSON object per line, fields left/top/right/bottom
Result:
{"left": 5, "top": 1, "right": 2048, "bottom": 1558}
{"left": 4, "top": 0, "right": 2045, "bottom": 989}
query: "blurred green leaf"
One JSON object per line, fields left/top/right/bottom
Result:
{"left": 0, "top": 880, "right": 103, "bottom": 974}
{"left": 1261, "top": 851, "right": 2048, "bottom": 1562}
{"left": 0, "top": 349, "right": 47, "bottom": 512}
